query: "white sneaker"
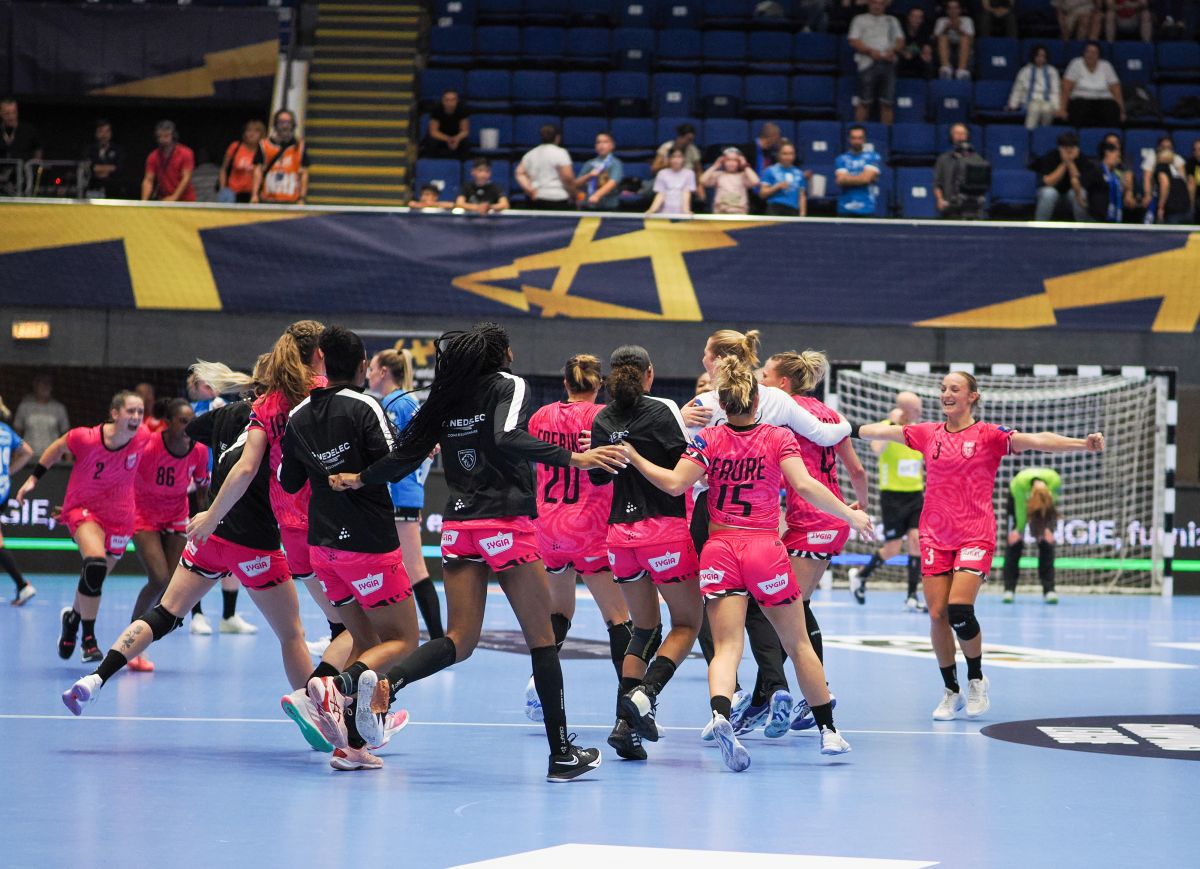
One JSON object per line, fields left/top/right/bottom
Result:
{"left": 307, "top": 676, "right": 350, "bottom": 749}
{"left": 1002, "top": 590, "right": 1015, "bottom": 604}
{"left": 354, "top": 669, "right": 389, "bottom": 748}
{"left": 219, "top": 613, "right": 258, "bottom": 634}
{"left": 819, "top": 726, "right": 852, "bottom": 756}
{"left": 306, "top": 635, "right": 332, "bottom": 657}
{"left": 62, "top": 673, "right": 103, "bottom": 716}
{"left": 711, "top": 712, "right": 751, "bottom": 772}
{"left": 932, "top": 687, "right": 965, "bottom": 721}
{"left": 703, "top": 689, "right": 749, "bottom": 742}
{"left": 280, "top": 689, "right": 333, "bottom": 752}
{"left": 955, "top": 68, "right": 972, "bottom": 80}
{"left": 966, "top": 675, "right": 990, "bottom": 718}
{"left": 190, "top": 612, "right": 212, "bottom": 635}
{"left": 848, "top": 568, "right": 865, "bottom": 604}
{"left": 524, "top": 674, "right": 543, "bottom": 722}
{"left": 330, "top": 745, "right": 383, "bottom": 771}
{"left": 1044, "top": 591, "right": 1059, "bottom": 605}
{"left": 11, "top": 583, "right": 36, "bottom": 606}
{"left": 904, "top": 595, "right": 927, "bottom": 613}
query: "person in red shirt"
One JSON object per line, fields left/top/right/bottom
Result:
{"left": 140, "top": 120, "right": 195, "bottom": 202}
{"left": 859, "top": 372, "right": 1104, "bottom": 722}
{"left": 219, "top": 120, "right": 266, "bottom": 203}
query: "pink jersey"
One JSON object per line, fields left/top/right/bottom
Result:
{"left": 135, "top": 434, "right": 209, "bottom": 516}
{"left": 903, "top": 421, "right": 1014, "bottom": 549}
{"left": 62, "top": 424, "right": 154, "bottom": 520}
{"left": 529, "top": 401, "right": 612, "bottom": 548}
{"left": 683, "top": 423, "right": 801, "bottom": 530}
{"left": 249, "top": 376, "right": 326, "bottom": 529}
{"left": 785, "top": 395, "right": 848, "bottom": 533}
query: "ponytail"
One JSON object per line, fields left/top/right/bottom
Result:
{"left": 564, "top": 353, "right": 602, "bottom": 395}
{"left": 261, "top": 319, "right": 324, "bottom": 407}
{"left": 768, "top": 350, "right": 828, "bottom": 395}
{"left": 374, "top": 348, "right": 415, "bottom": 393}
{"left": 607, "top": 345, "right": 651, "bottom": 411}
{"left": 190, "top": 361, "right": 257, "bottom": 399}
{"left": 707, "top": 328, "right": 761, "bottom": 368}
{"left": 714, "top": 356, "right": 756, "bottom": 417}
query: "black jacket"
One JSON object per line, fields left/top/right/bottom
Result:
{"left": 279, "top": 384, "right": 399, "bottom": 553}
{"left": 590, "top": 395, "right": 689, "bottom": 525}
{"left": 361, "top": 370, "right": 571, "bottom": 521}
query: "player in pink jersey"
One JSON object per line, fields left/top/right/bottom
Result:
{"left": 17, "top": 391, "right": 150, "bottom": 662}
{"left": 525, "top": 354, "right": 632, "bottom": 724}
{"left": 623, "top": 356, "right": 873, "bottom": 770}
{"left": 859, "top": 371, "right": 1104, "bottom": 721}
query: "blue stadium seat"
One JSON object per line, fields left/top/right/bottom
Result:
{"left": 748, "top": 32, "right": 793, "bottom": 73}
{"left": 894, "top": 80, "right": 928, "bottom": 124}
{"left": 611, "top": 118, "right": 657, "bottom": 160}
{"left": 744, "top": 75, "right": 790, "bottom": 117}
{"left": 973, "top": 80, "right": 1020, "bottom": 122}
{"left": 466, "top": 69, "right": 511, "bottom": 110}
{"left": 758, "top": 120, "right": 796, "bottom": 146}
{"left": 796, "top": 120, "right": 842, "bottom": 164}
{"left": 1030, "top": 125, "right": 1074, "bottom": 158}
{"left": 563, "top": 116, "right": 609, "bottom": 157}
{"left": 512, "top": 70, "right": 558, "bottom": 112}
{"left": 514, "top": 114, "right": 562, "bottom": 148}
{"left": 478, "top": 0, "right": 522, "bottom": 24}
{"left": 990, "top": 169, "right": 1036, "bottom": 207}
{"left": 420, "top": 69, "right": 464, "bottom": 109}
{"left": 805, "top": 163, "right": 837, "bottom": 200}
{"left": 656, "top": 116, "right": 702, "bottom": 149}
{"left": 474, "top": 26, "right": 520, "bottom": 65}
{"left": 835, "top": 76, "right": 857, "bottom": 120}
{"left": 657, "top": 29, "right": 702, "bottom": 71}
{"left": 891, "top": 123, "right": 936, "bottom": 163}
{"left": 653, "top": 73, "right": 697, "bottom": 115}
{"left": 521, "top": 26, "right": 566, "bottom": 65}
{"left": 1156, "top": 42, "right": 1200, "bottom": 82}
{"left": 564, "top": 28, "right": 611, "bottom": 68}
{"left": 857, "top": 122, "right": 891, "bottom": 162}
{"left": 984, "top": 125, "right": 1029, "bottom": 171}
{"left": 704, "top": 0, "right": 751, "bottom": 28}
{"left": 837, "top": 39, "right": 859, "bottom": 76}
{"left": 523, "top": 0, "right": 568, "bottom": 25}
{"left": 569, "top": 0, "right": 612, "bottom": 26}
{"left": 699, "top": 73, "right": 744, "bottom": 117}
{"left": 428, "top": 25, "right": 474, "bottom": 67}
{"left": 1160, "top": 84, "right": 1200, "bottom": 124}
{"left": 794, "top": 32, "right": 839, "bottom": 74}
{"left": 613, "top": 28, "right": 656, "bottom": 70}
{"left": 614, "top": 0, "right": 655, "bottom": 28}
{"left": 469, "top": 114, "right": 514, "bottom": 156}
{"left": 558, "top": 71, "right": 605, "bottom": 113}
{"left": 791, "top": 76, "right": 836, "bottom": 117}
{"left": 896, "top": 167, "right": 938, "bottom": 219}
{"left": 1170, "top": 129, "right": 1200, "bottom": 153}
{"left": 658, "top": 0, "right": 700, "bottom": 28}
{"left": 1077, "top": 127, "right": 1116, "bottom": 159}
{"left": 606, "top": 71, "right": 651, "bottom": 116}
{"left": 1025, "top": 39, "right": 1068, "bottom": 70}
{"left": 435, "top": 0, "right": 477, "bottom": 26}
{"left": 931, "top": 80, "right": 972, "bottom": 123}
{"left": 622, "top": 161, "right": 653, "bottom": 183}
{"left": 1124, "top": 128, "right": 1169, "bottom": 167}
{"left": 703, "top": 118, "right": 751, "bottom": 154}
{"left": 416, "top": 159, "right": 464, "bottom": 200}
{"left": 1112, "top": 42, "right": 1155, "bottom": 86}
{"left": 976, "top": 38, "right": 1020, "bottom": 80}
{"left": 936, "top": 123, "right": 983, "bottom": 150}
{"left": 701, "top": 30, "right": 748, "bottom": 72}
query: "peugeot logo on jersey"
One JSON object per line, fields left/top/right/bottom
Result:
{"left": 962, "top": 441, "right": 976, "bottom": 457}
{"left": 458, "top": 449, "right": 477, "bottom": 470}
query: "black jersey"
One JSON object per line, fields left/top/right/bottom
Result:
{"left": 590, "top": 395, "right": 689, "bottom": 525}
{"left": 186, "top": 400, "right": 280, "bottom": 551}
{"left": 361, "top": 369, "right": 572, "bottom": 521}
{"left": 279, "top": 384, "right": 400, "bottom": 554}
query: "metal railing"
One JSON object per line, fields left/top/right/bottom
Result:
{"left": 1, "top": 160, "right": 91, "bottom": 198}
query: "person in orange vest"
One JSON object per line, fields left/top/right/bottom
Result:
{"left": 219, "top": 120, "right": 266, "bottom": 203}
{"left": 252, "top": 109, "right": 310, "bottom": 205}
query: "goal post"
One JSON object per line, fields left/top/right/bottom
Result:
{"left": 827, "top": 362, "right": 1176, "bottom": 595}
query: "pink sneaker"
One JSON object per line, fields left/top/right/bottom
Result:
{"left": 372, "top": 709, "right": 410, "bottom": 749}
{"left": 330, "top": 745, "right": 383, "bottom": 771}
{"left": 306, "top": 676, "right": 349, "bottom": 749}
{"left": 127, "top": 655, "right": 155, "bottom": 672}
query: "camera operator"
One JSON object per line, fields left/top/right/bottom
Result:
{"left": 934, "top": 123, "right": 990, "bottom": 219}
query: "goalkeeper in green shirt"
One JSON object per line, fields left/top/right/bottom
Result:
{"left": 1002, "top": 467, "right": 1061, "bottom": 604}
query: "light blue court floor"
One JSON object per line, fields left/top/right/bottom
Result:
{"left": 3, "top": 576, "right": 1198, "bottom": 869}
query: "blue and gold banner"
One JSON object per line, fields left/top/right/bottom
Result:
{"left": 1, "top": 202, "right": 1197, "bottom": 332}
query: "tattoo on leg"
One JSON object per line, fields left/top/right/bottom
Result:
{"left": 120, "top": 623, "right": 145, "bottom": 652}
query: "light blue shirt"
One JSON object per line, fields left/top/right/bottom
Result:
{"left": 761, "top": 163, "right": 806, "bottom": 210}
{"left": 382, "top": 389, "right": 430, "bottom": 509}
{"left": 835, "top": 149, "right": 882, "bottom": 215}
{"left": 0, "top": 422, "right": 24, "bottom": 502}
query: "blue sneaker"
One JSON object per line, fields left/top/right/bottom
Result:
{"left": 524, "top": 675, "right": 543, "bottom": 723}
{"left": 790, "top": 693, "right": 837, "bottom": 732}
{"left": 733, "top": 701, "right": 769, "bottom": 736}
{"left": 711, "top": 713, "right": 751, "bottom": 772}
{"left": 703, "top": 688, "right": 749, "bottom": 742}
{"left": 763, "top": 690, "right": 793, "bottom": 739}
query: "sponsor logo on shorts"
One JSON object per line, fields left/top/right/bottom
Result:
{"left": 481, "top": 532, "right": 514, "bottom": 554}
{"left": 807, "top": 530, "right": 838, "bottom": 544}
{"left": 238, "top": 556, "right": 272, "bottom": 577}
{"left": 125, "top": 454, "right": 138, "bottom": 470}
{"left": 648, "top": 551, "right": 681, "bottom": 573}
{"left": 961, "top": 547, "right": 988, "bottom": 561}
{"left": 757, "top": 573, "right": 791, "bottom": 596}
{"left": 441, "top": 530, "right": 459, "bottom": 546}
{"left": 352, "top": 573, "right": 384, "bottom": 597}
{"left": 109, "top": 535, "right": 131, "bottom": 551}
{"left": 458, "top": 449, "right": 477, "bottom": 471}
{"left": 185, "top": 540, "right": 198, "bottom": 556}
{"left": 699, "top": 568, "right": 725, "bottom": 587}
{"left": 962, "top": 441, "right": 976, "bottom": 458}
{"left": 607, "top": 551, "right": 617, "bottom": 565}
{"left": 583, "top": 555, "right": 603, "bottom": 563}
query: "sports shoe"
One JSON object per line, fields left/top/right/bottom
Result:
{"left": 932, "top": 687, "right": 965, "bottom": 721}
{"left": 789, "top": 693, "right": 837, "bottom": 732}
{"left": 763, "top": 689, "right": 793, "bottom": 739}
{"left": 524, "top": 674, "right": 543, "bottom": 723}
{"left": 375, "top": 710, "right": 410, "bottom": 749}
{"left": 1001, "top": 590, "right": 1014, "bottom": 604}
{"left": 330, "top": 745, "right": 383, "bottom": 771}
{"left": 733, "top": 701, "right": 768, "bottom": 736}
{"left": 11, "top": 583, "right": 36, "bottom": 606}
{"left": 81, "top": 634, "right": 102, "bottom": 663}
{"left": 306, "top": 635, "right": 331, "bottom": 657}
{"left": 607, "top": 718, "right": 647, "bottom": 761}
{"left": 848, "top": 567, "right": 865, "bottom": 605}
{"left": 62, "top": 673, "right": 104, "bottom": 715}
{"left": 57, "top": 607, "right": 78, "bottom": 659}
{"left": 655, "top": 721, "right": 666, "bottom": 739}
{"left": 955, "top": 68, "right": 972, "bottom": 81}
{"left": 307, "top": 676, "right": 350, "bottom": 749}
{"left": 819, "top": 726, "right": 852, "bottom": 756}
{"left": 190, "top": 612, "right": 213, "bottom": 635}
{"left": 703, "top": 689, "right": 749, "bottom": 741}
{"left": 965, "top": 675, "right": 990, "bottom": 719}
{"left": 547, "top": 737, "right": 602, "bottom": 782}
{"left": 127, "top": 655, "right": 155, "bottom": 672}
{"left": 219, "top": 613, "right": 257, "bottom": 634}
{"left": 711, "top": 712, "right": 751, "bottom": 772}
{"left": 1044, "top": 591, "right": 1059, "bottom": 605}
{"left": 354, "top": 669, "right": 391, "bottom": 749}
{"left": 281, "top": 689, "right": 334, "bottom": 752}
{"left": 619, "top": 686, "right": 659, "bottom": 742}
{"left": 905, "top": 595, "right": 928, "bottom": 613}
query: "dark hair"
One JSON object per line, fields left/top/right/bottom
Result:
{"left": 0, "top": 96, "right": 16, "bottom": 107}
{"left": 110, "top": 390, "right": 142, "bottom": 414}
{"left": 848, "top": 124, "right": 866, "bottom": 135}
{"left": 539, "top": 124, "right": 560, "bottom": 144}
{"left": 152, "top": 397, "right": 171, "bottom": 420}
{"left": 95, "top": 118, "right": 111, "bottom": 130}
{"left": 320, "top": 325, "right": 367, "bottom": 383}
{"left": 1029, "top": 43, "right": 1048, "bottom": 62}
{"left": 1083, "top": 40, "right": 1102, "bottom": 53}
{"left": 441, "top": 89, "right": 459, "bottom": 98}
{"left": 1057, "top": 131, "right": 1079, "bottom": 148}
{"left": 596, "top": 130, "right": 614, "bottom": 144}
{"left": 471, "top": 157, "right": 491, "bottom": 169}
{"left": 676, "top": 123, "right": 695, "bottom": 137}
{"left": 606, "top": 345, "right": 651, "bottom": 411}
{"left": 273, "top": 108, "right": 295, "bottom": 125}
{"left": 420, "top": 183, "right": 440, "bottom": 196}
{"left": 165, "top": 397, "right": 192, "bottom": 422}
{"left": 155, "top": 120, "right": 177, "bottom": 139}
{"left": 564, "top": 354, "right": 602, "bottom": 394}
{"left": 667, "top": 147, "right": 686, "bottom": 160}
{"left": 1099, "top": 141, "right": 1120, "bottom": 157}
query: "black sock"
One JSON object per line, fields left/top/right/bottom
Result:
{"left": 386, "top": 636, "right": 457, "bottom": 699}
{"left": 940, "top": 664, "right": 960, "bottom": 693}
{"left": 344, "top": 702, "right": 365, "bottom": 749}
{"left": 81, "top": 619, "right": 96, "bottom": 641}
{"left": 192, "top": 600, "right": 203, "bottom": 616}
{"left": 965, "top": 654, "right": 983, "bottom": 681}
{"left": 810, "top": 701, "right": 835, "bottom": 731}
{"left": 95, "top": 650, "right": 128, "bottom": 684}
{"left": 606, "top": 620, "right": 633, "bottom": 678}
{"left": 329, "top": 620, "right": 346, "bottom": 640}
{"left": 803, "top": 600, "right": 824, "bottom": 664}
{"left": 64, "top": 609, "right": 81, "bottom": 631}
{"left": 907, "top": 555, "right": 921, "bottom": 598}
{"left": 618, "top": 675, "right": 641, "bottom": 717}
{"left": 412, "top": 579, "right": 444, "bottom": 639}
{"left": 0, "top": 549, "right": 27, "bottom": 589}
{"left": 859, "top": 552, "right": 883, "bottom": 581}
{"left": 550, "top": 612, "right": 571, "bottom": 653}
{"left": 530, "top": 645, "right": 569, "bottom": 756}
{"left": 642, "top": 656, "right": 677, "bottom": 697}
{"left": 309, "top": 661, "right": 339, "bottom": 681}
{"left": 334, "top": 661, "right": 368, "bottom": 696}
{"left": 222, "top": 588, "right": 238, "bottom": 620}
{"left": 710, "top": 695, "right": 732, "bottom": 720}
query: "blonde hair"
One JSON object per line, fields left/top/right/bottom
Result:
{"left": 768, "top": 350, "right": 828, "bottom": 395}
{"left": 564, "top": 354, "right": 602, "bottom": 394}
{"left": 708, "top": 329, "right": 761, "bottom": 368}
{"left": 373, "top": 348, "right": 414, "bottom": 392}
{"left": 0, "top": 393, "right": 9, "bottom": 422}
{"left": 190, "top": 361, "right": 256, "bottom": 399}
{"left": 714, "top": 356, "right": 756, "bottom": 417}
{"left": 261, "top": 320, "right": 324, "bottom": 407}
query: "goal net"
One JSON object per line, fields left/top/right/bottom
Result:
{"left": 828, "top": 363, "right": 1172, "bottom": 593}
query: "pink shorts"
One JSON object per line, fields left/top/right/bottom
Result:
{"left": 134, "top": 503, "right": 188, "bottom": 536}
{"left": 63, "top": 505, "right": 133, "bottom": 557}
{"left": 783, "top": 525, "right": 850, "bottom": 559}
{"left": 699, "top": 531, "right": 800, "bottom": 607}
{"left": 607, "top": 537, "right": 699, "bottom": 585}
{"left": 279, "top": 524, "right": 314, "bottom": 580}
{"left": 441, "top": 516, "right": 541, "bottom": 573}
{"left": 311, "top": 546, "right": 413, "bottom": 609}
{"left": 921, "top": 541, "right": 995, "bottom": 578}
{"left": 540, "top": 535, "right": 611, "bottom": 576}
{"left": 181, "top": 534, "right": 290, "bottom": 590}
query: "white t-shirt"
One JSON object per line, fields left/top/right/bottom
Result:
{"left": 1064, "top": 58, "right": 1120, "bottom": 101}
{"left": 1140, "top": 151, "right": 1186, "bottom": 174}
{"left": 933, "top": 16, "right": 975, "bottom": 44}
{"left": 519, "top": 143, "right": 572, "bottom": 201}
{"left": 848, "top": 13, "right": 903, "bottom": 71}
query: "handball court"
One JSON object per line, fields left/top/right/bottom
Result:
{"left": 4, "top": 575, "right": 1197, "bottom": 869}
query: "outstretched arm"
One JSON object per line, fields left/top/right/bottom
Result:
{"left": 836, "top": 438, "right": 870, "bottom": 511}
{"left": 15, "top": 433, "right": 71, "bottom": 504}
{"left": 1010, "top": 431, "right": 1104, "bottom": 454}
{"left": 781, "top": 456, "right": 874, "bottom": 540}
{"left": 857, "top": 422, "right": 907, "bottom": 443}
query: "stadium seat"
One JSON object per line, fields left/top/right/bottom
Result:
{"left": 857, "top": 121, "right": 891, "bottom": 161}
{"left": 797, "top": 120, "right": 842, "bottom": 164}
{"left": 613, "top": 29, "right": 656, "bottom": 70}
{"left": 896, "top": 167, "right": 939, "bottom": 219}
{"left": 931, "top": 79, "right": 972, "bottom": 123}
{"left": 611, "top": 118, "right": 657, "bottom": 160}
{"left": 420, "top": 69, "right": 464, "bottom": 109}
{"left": 466, "top": 69, "right": 511, "bottom": 110}
{"left": 985, "top": 125, "right": 1030, "bottom": 171}
{"left": 521, "top": 26, "right": 566, "bottom": 65}
{"left": 873, "top": 170, "right": 894, "bottom": 217}
{"left": 1156, "top": 42, "right": 1200, "bottom": 82}
{"left": 758, "top": 119, "right": 797, "bottom": 146}
{"left": 894, "top": 80, "right": 928, "bottom": 124}
{"left": 564, "top": 27, "right": 612, "bottom": 69}
{"left": 835, "top": 76, "right": 857, "bottom": 121}
{"left": 791, "top": 76, "right": 836, "bottom": 117}
{"left": 703, "top": 118, "right": 751, "bottom": 155}
{"left": 748, "top": 32, "right": 793, "bottom": 73}
{"left": 973, "top": 80, "right": 1020, "bottom": 123}
{"left": 428, "top": 25, "right": 474, "bottom": 66}
{"left": 477, "top": 0, "right": 522, "bottom": 25}
{"left": 1170, "top": 129, "right": 1200, "bottom": 153}
{"left": 653, "top": 73, "right": 698, "bottom": 115}
{"left": 990, "top": 169, "right": 1037, "bottom": 207}
{"left": 469, "top": 113, "right": 514, "bottom": 156}
{"left": 699, "top": 74, "right": 744, "bottom": 118}
{"left": 474, "top": 26, "right": 520, "bottom": 66}
{"left": 1077, "top": 128, "right": 1115, "bottom": 159}
{"left": 1125, "top": 128, "right": 1169, "bottom": 167}
{"left": 434, "top": 0, "right": 476, "bottom": 26}
{"left": 704, "top": 0, "right": 752, "bottom": 28}
{"left": 656, "top": 116, "right": 702, "bottom": 149}
{"left": 568, "top": 0, "right": 613, "bottom": 26}
{"left": 512, "top": 70, "right": 558, "bottom": 112}
{"left": 891, "top": 123, "right": 937, "bottom": 164}
{"left": 976, "top": 37, "right": 1020, "bottom": 80}
{"left": 513, "top": 114, "right": 561, "bottom": 148}
{"left": 415, "top": 158, "right": 463, "bottom": 200}
{"left": 614, "top": 0, "right": 655, "bottom": 28}
{"left": 794, "top": 32, "right": 839, "bottom": 74}
{"left": 605, "top": 71, "right": 651, "bottom": 116}
{"left": 658, "top": 1, "right": 700, "bottom": 28}
{"left": 622, "top": 161, "right": 653, "bottom": 184}
{"left": 1159, "top": 85, "right": 1200, "bottom": 125}
{"left": 522, "top": 0, "right": 567, "bottom": 26}
{"left": 837, "top": 39, "right": 859, "bottom": 76}
{"left": 1031, "top": 124, "right": 1074, "bottom": 158}
{"left": 558, "top": 71, "right": 605, "bottom": 113}
{"left": 744, "top": 75, "right": 791, "bottom": 118}
{"left": 563, "top": 116, "right": 609, "bottom": 157}
{"left": 1112, "top": 42, "right": 1155, "bottom": 86}
{"left": 656, "top": 29, "right": 702, "bottom": 71}
{"left": 701, "top": 31, "right": 748, "bottom": 72}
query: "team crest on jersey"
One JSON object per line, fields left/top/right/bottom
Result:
{"left": 962, "top": 441, "right": 976, "bottom": 458}
{"left": 125, "top": 454, "right": 138, "bottom": 470}
{"left": 458, "top": 449, "right": 477, "bottom": 471}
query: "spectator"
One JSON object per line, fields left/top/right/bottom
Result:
{"left": 1052, "top": 0, "right": 1100, "bottom": 39}
{"left": 252, "top": 109, "right": 309, "bottom": 205}
{"left": 455, "top": 157, "right": 509, "bottom": 214}
{"left": 84, "top": 118, "right": 124, "bottom": 199}
{"left": 647, "top": 148, "right": 697, "bottom": 216}
{"left": 898, "top": 8, "right": 936, "bottom": 80}
{"left": 140, "top": 120, "right": 196, "bottom": 203}
{"left": 218, "top": 120, "right": 265, "bottom": 204}
{"left": 759, "top": 141, "right": 807, "bottom": 217}
{"left": 1154, "top": 146, "right": 1192, "bottom": 225}
{"left": 409, "top": 183, "right": 454, "bottom": 210}
{"left": 1103, "top": 0, "right": 1153, "bottom": 42}
{"left": 978, "top": 0, "right": 1019, "bottom": 38}
{"left": 577, "top": 131, "right": 624, "bottom": 211}
{"left": 0, "top": 97, "right": 42, "bottom": 162}
{"left": 1139, "top": 135, "right": 1185, "bottom": 218}
{"left": 1100, "top": 132, "right": 1138, "bottom": 215}
{"left": 700, "top": 147, "right": 761, "bottom": 215}
{"left": 1008, "top": 45, "right": 1062, "bottom": 130}
{"left": 795, "top": 0, "right": 830, "bottom": 31}
{"left": 1032, "top": 131, "right": 1088, "bottom": 221}
{"left": 515, "top": 124, "right": 575, "bottom": 210}
{"left": 934, "top": 123, "right": 988, "bottom": 219}
{"left": 1076, "top": 141, "right": 1127, "bottom": 222}
{"left": 423, "top": 90, "right": 469, "bottom": 158}
{"left": 835, "top": 124, "right": 882, "bottom": 217}
{"left": 935, "top": 0, "right": 975, "bottom": 80}
{"left": 1185, "top": 138, "right": 1200, "bottom": 223}
{"left": 13, "top": 374, "right": 68, "bottom": 458}
{"left": 743, "top": 123, "right": 783, "bottom": 176}
{"left": 1059, "top": 43, "right": 1124, "bottom": 128}
{"left": 651, "top": 122, "right": 703, "bottom": 179}
{"left": 848, "top": 0, "right": 904, "bottom": 125}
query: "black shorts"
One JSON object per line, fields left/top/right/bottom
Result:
{"left": 393, "top": 507, "right": 421, "bottom": 523}
{"left": 881, "top": 491, "right": 923, "bottom": 540}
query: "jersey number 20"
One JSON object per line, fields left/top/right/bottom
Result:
{"left": 543, "top": 467, "right": 580, "bottom": 505}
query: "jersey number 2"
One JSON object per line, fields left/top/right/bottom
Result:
{"left": 543, "top": 467, "right": 580, "bottom": 505}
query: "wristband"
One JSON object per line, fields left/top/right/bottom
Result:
{"left": 850, "top": 423, "right": 863, "bottom": 440}
{"left": 31, "top": 462, "right": 48, "bottom": 480}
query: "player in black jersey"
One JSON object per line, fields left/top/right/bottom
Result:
{"left": 329, "top": 322, "right": 626, "bottom": 782}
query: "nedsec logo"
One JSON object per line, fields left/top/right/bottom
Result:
{"left": 981, "top": 715, "right": 1200, "bottom": 761}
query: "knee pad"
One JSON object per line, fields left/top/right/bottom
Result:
{"left": 947, "top": 603, "right": 980, "bottom": 641}
{"left": 142, "top": 603, "right": 184, "bottom": 640}
{"left": 77, "top": 557, "right": 108, "bottom": 598}
{"left": 550, "top": 612, "right": 571, "bottom": 647}
{"left": 626, "top": 623, "right": 663, "bottom": 664}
